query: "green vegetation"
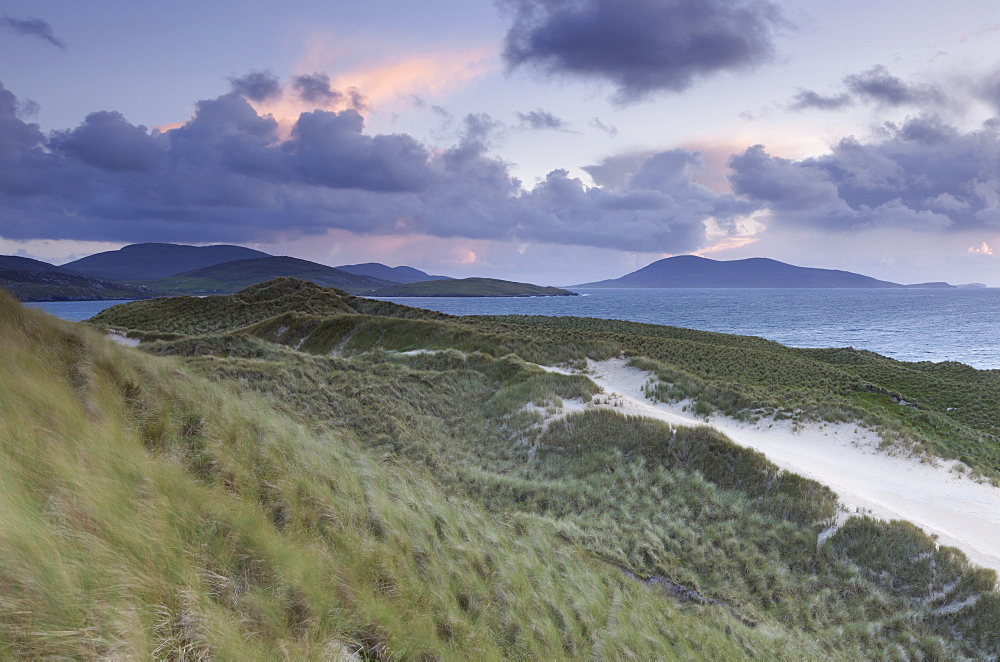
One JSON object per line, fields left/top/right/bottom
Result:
{"left": 370, "top": 277, "right": 578, "bottom": 297}
{"left": 62, "top": 242, "right": 271, "bottom": 281}
{"left": 0, "top": 259, "right": 165, "bottom": 302}
{"left": 475, "top": 314, "right": 1000, "bottom": 480}
{"left": 138, "top": 256, "right": 390, "bottom": 294}
{"left": 4, "top": 278, "right": 1000, "bottom": 658}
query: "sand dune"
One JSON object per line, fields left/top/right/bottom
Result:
{"left": 546, "top": 358, "right": 1000, "bottom": 575}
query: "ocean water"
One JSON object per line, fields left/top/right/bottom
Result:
{"left": 24, "top": 299, "right": 138, "bottom": 322}
{"left": 25, "top": 288, "right": 1000, "bottom": 369}
{"left": 377, "top": 288, "right": 1000, "bottom": 370}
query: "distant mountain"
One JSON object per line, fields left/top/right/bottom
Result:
{"left": 371, "top": 277, "right": 578, "bottom": 297}
{"left": 141, "top": 256, "right": 394, "bottom": 294}
{"left": 0, "top": 255, "right": 165, "bottom": 301}
{"left": 63, "top": 243, "right": 271, "bottom": 281}
{"left": 336, "top": 262, "right": 452, "bottom": 284}
{"left": 902, "top": 282, "right": 953, "bottom": 289}
{"left": 574, "top": 255, "right": 954, "bottom": 289}
{"left": 1, "top": 255, "right": 72, "bottom": 274}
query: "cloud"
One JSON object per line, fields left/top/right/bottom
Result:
{"left": 515, "top": 108, "right": 571, "bottom": 131}
{"left": 326, "top": 49, "right": 492, "bottom": 108}
{"left": 291, "top": 73, "right": 370, "bottom": 113}
{"left": 49, "top": 111, "right": 167, "bottom": 172}
{"left": 0, "top": 82, "right": 44, "bottom": 160}
{"left": 968, "top": 241, "right": 993, "bottom": 255}
{"left": 292, "top": 73, "right": 342, "bottom": 104}
{"left": 0, "top": 15, "right": 65, "bottom": 50}
{"left": 976, "top": 68, "right": 1000, "bottom": 114}
{"left": 0, "top": 80, "right": 748, "bottom": 255}
{"left": 229, "top": 71, "right": 282, "bottom": 102}
{"left": 582, "top": 152, "right": 655, "bottom": 188}
{"left": 515, "top": 150, "right": 755, "bottom": 251}
{"left": 222, "top": 71, "right": 374, "bottom": 143}
{"left": 843, "top": 65, "right": 943, "bottom": 107}
{"left": 729, "top": 115, "right": 1000, "bottom": 233}
{"left": 590, "top": 117, "right": 618, "bottom": 136}
{"left": 500, "top": 0, "right": 785, "bottom": 103}
{"left": 785, "top": 66, "right": 949, "bottom": 114}
{"left": 17, "top": 98, "right": 40, "bottom": 118}
{"left": 286, "top": 109, "right": 433, "bottom": 191}
{"left": 788, "top": 89, "right": 853, "bottom": 111}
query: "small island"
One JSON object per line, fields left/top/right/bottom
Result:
{"left": 370, "top": 277, "right": 578, "bottom": 297}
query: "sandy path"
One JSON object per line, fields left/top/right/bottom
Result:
{"left": 545, "top": 358, "right": 1000, "bottom": 575}
{"left": 106, "top": 330, "right": 140, "bottom": 347}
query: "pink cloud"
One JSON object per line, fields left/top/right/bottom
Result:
{"left": 329, "top": 49, "right": 493, "bottom": 107}
{"left": 236, "top": 47, "right": 492, "bottom": 140}
{"left": 154, "top": 121, "right": 185, "bottom": 133}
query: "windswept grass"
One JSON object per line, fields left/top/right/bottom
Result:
{"left": 52, "top": 278, "right": 1000, "bottom": 657}
{"left": 90, "top": 277, "right": 447, "bottom": 336}
{"left": 139, "top": 324, "right": 999, "bottom": 655}
{"left": 5, "top": 288, "right": 877, "bottom": 660}
{"left": 473, "top": 313, "right": 1000, "bottom": 479}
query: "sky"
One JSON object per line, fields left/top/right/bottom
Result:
{"left": 3, "top": 1, "right": 1000, "bottom": 286}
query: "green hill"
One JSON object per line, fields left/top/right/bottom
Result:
{"left": 0, "top": 255, "right": 166, "bottom": 302}
{"left": 372, "top": 277, "right": 578, "bottom": 297}
{"left": 63, "top": 242, "right": 271, "bottom": 281}
{"left": 3, "top": 280, "right": 999, "bottom": 658}
{"left": 336, "top": 262, "right": 452, "bottom": 284}
{"left": 140, "top": 256, "right": 393, "bottom": 294}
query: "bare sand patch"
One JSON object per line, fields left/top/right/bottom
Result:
{"left": 542, "top": 358, "right": 1000, "bottom": 575}
{"left": 106, "top": 330, "right": 140, "bottom": 347}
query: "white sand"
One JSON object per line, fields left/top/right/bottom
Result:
{"left": 106, "top": 330, "right": 140, "bottom": 347}
{"left": 522, "top": 397, "right": 590, "bottom": 429}
{"left": 543, "top": 358, "right": 1000, "bottom": 575}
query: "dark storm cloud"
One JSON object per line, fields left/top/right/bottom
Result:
{"left": 500, "top": 0, "right": 785, "bottom": 103}
{"left": 729, "top": 115, "right": 1000, "bottom": 231}
{"left": 844, "top": 65, "right": 943, "bottom": 107}
{"left": 515, "top": 108, "right": 570, "bottom": 130}
{"left": 788, "top": 89, "right": 853, "bottom": 111}
{"left": 0, "top": 81, "right": 745, "bottom": 253}
{"left": 0, "top": 82, "right": 44, "bottom": 160}
{"left": 229, "top": 71, "right": 282, "bottom": 102}
{"left": 287, "top": 109, "right": 434, "bottom": 191}
{"left": 0, "top": 15, "right": 65, "bottom": 50}
{"left": 50, "top": 112, "right": 167, "bottom": 172}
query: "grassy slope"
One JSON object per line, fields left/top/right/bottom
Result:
{"left": 99, "top": 288, "right": 1000, "bottom": 477}
{"left": 3, "top": 289, "right": 831, "bottom": 660}
{"left": 0, "top": 266, "right": 164, "bottom": 302}
{"left": 138, "top": 257, "right": 391, "bottom": 295}
{"left": 370, "top": 277, "right": 577, "bottom": 297}
{"left": 77, "top": 279, "right": 1000, "bottom": 657}
{"left": 475, "top": 315, "right": 1000, "bottom": 479}
{"left": 62, "top": 243, "right": 271, "bottom": 281}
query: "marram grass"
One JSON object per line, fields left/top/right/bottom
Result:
{"left": 1, "top": 288, "right": 844, "bottom": 659}
{"left": 7, "top": 279, "right": 1000, "bottom": 658}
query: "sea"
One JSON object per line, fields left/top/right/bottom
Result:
{"left": 25, "top": 287, "right": 1000, "bottom": 370}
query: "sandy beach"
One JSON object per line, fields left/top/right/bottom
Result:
{"left": 543, "top": 358, "right": 1000, "bottom": 576}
